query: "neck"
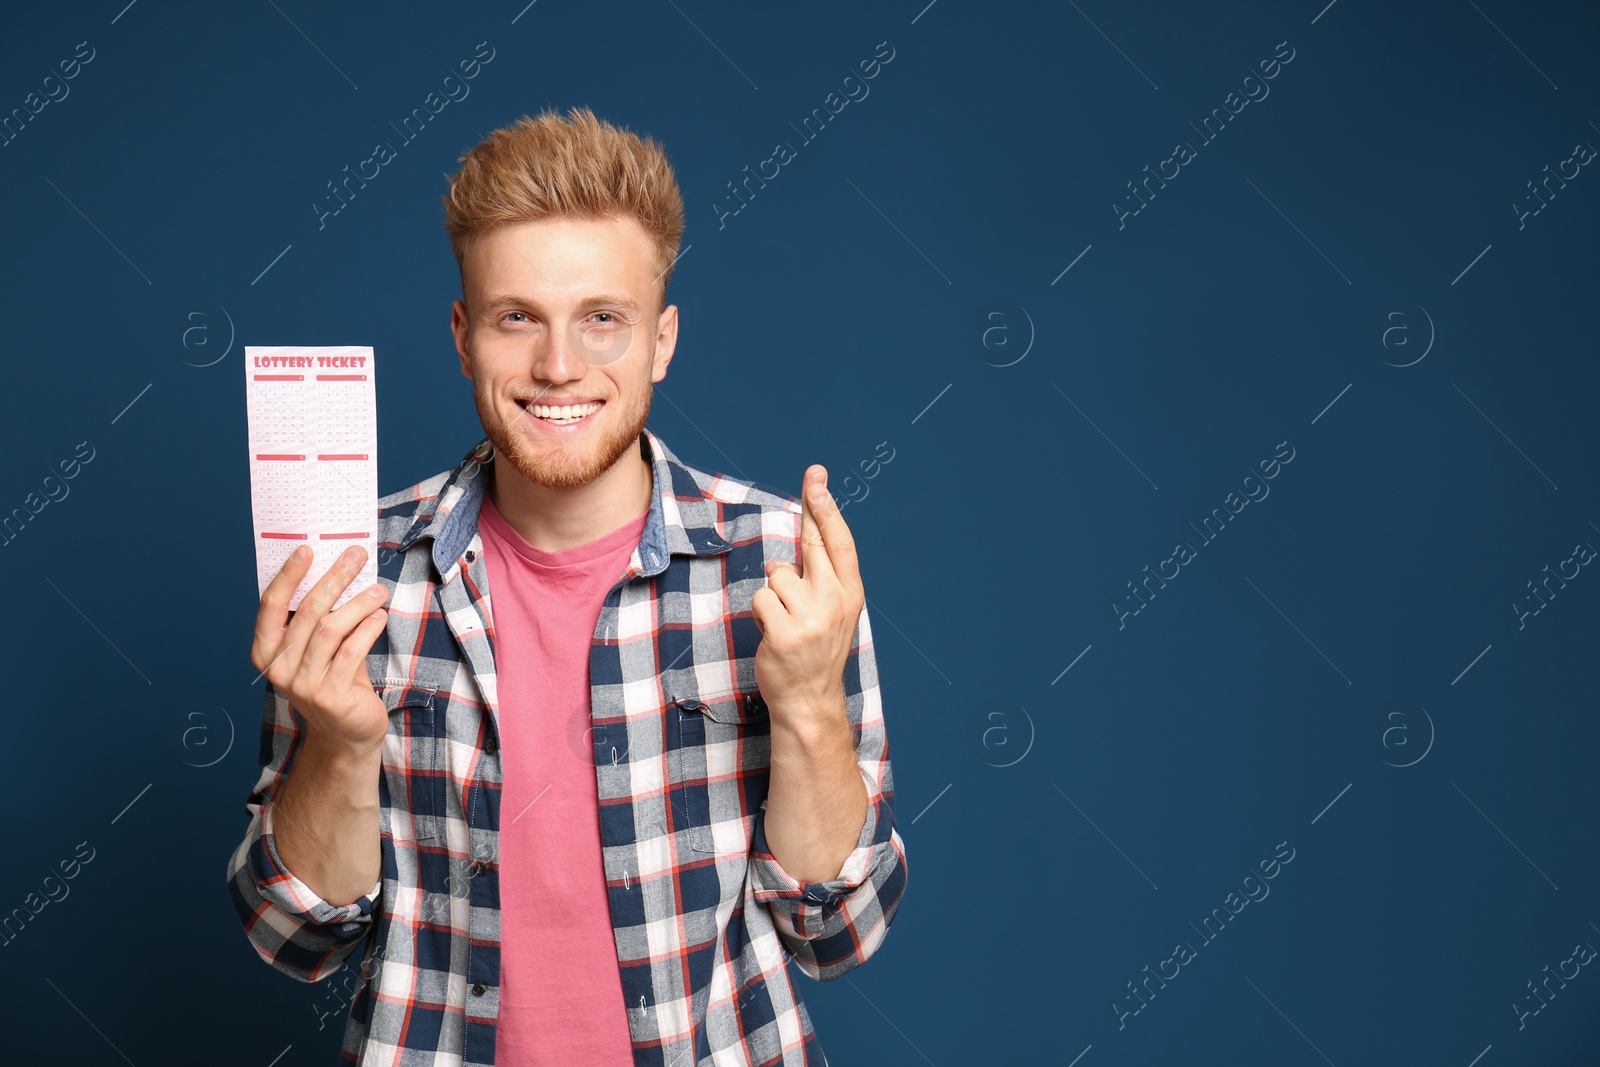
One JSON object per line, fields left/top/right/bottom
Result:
{"left": 487, "top": 440, "right": 652, "bottom": 552}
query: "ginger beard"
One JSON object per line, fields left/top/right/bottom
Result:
{"left": 468, "top": 339, "right": 655, "bottom": 492}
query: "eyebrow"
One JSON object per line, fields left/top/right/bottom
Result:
{"left": 479, "top": 292, "right": 642, "bottom": 315}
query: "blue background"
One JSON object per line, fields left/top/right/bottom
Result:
{"left": 1, "top": 0, "right": 1597, "bottom": 1063}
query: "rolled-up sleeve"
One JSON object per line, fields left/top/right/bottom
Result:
{"left": 746, "top": 601, "right": 908, "bottom": 980}
{"left": 226, "top": 680, "right": 380, "bottom": 983}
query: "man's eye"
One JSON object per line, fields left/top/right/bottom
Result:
{"left": 504, "top": 312, "right": 528, "bottom": 323}
{"left": 591, "top": 312, "right": 615, "bottom": 324}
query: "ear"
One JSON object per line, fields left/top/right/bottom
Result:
{"left": 451, "top": 299, "right": 472, "bottom": 379}
{"left": 651, "top": 303, "right": 678, "bottom": 383}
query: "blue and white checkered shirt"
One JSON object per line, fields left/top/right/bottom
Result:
{"left": 227, "top": 427, "right": 908, "bottom": 1065}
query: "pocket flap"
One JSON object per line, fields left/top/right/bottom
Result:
{"left": 671, "top": 689, "right": 767, "bottom": 725}
{"left": 375, "top": 681, "right": 437, "bottom": 717}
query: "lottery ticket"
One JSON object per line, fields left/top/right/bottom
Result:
{"left": 245, "top": 345, "right": 378, "bottom": 612}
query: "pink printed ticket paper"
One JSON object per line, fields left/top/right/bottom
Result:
{"left": 245, "top": 345, "right": 378, "bottom": 612}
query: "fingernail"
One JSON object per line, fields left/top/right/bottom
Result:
{"left": 292, "top": 545, "right": 307, "bottom": 559}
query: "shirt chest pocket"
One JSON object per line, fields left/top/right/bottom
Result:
{"left": 668, "top": 689, "right": 771, "bottom": 854}
{"left": 376, "top": 683, "right": 449, "bottom": 841}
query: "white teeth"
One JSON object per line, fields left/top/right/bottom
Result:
{"left": 527, "top": 401, "right": 600, "bottom": 420}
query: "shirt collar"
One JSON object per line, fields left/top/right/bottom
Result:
{"left": 393, "top": 427, "right": 731, "bottom": 579}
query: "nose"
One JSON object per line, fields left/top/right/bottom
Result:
{"left": 530, "top": 319, "right": 587, "bottom": 387}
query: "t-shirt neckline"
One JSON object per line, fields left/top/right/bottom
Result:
{"left": 479, "top": 492, "right": 648, "bottom": 569}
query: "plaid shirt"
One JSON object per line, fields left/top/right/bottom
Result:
{"left": 227, "top": 428, "right": 908, "bottom": 1066}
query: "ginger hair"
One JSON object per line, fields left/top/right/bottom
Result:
{"left": 442, "top": 106, "right": 685, "bottom": 310}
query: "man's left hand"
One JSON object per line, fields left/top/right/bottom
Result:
{"left": 751, "top": 464, "right": 864, "bottom": 735}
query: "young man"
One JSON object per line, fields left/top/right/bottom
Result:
{"left": 229, "top": 107, "right": 907, "bottom": 1066}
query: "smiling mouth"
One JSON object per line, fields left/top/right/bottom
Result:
{"left": 517, "top": 398, "right": 604, "bottom": 425}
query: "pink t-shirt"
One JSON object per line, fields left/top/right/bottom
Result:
{"left": 479, "top": 491, "right": 647, "bottom": 1066}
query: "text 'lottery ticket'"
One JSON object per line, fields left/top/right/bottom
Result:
{"left": 245, "top": 345, "right": 378, "bottom": 612}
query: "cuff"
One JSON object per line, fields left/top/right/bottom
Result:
{"left": 257, "top": 800, "right": 381, "bottom": 924}
{"left": 747, "top": 767, "right": 882, "bottom": 919}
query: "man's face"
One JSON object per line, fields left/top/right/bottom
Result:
{"left": 451, "top": 214, "right": 677, "bottom": 491}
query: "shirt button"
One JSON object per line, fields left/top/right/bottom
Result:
{"left": 465, "top": 550, "right": 477, "bottom": 563}
{"left": 472, "top": 861, "right": 489, "bottom": 877}
{"left": 471, "top": 983, "right": 487, "bottom": 996}
{"left": 485, "top": 736, "right": 498, "bottom": 754}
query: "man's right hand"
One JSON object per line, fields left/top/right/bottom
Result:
{"left": 251, "top": 544, "right": 391, "bottom": 754}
